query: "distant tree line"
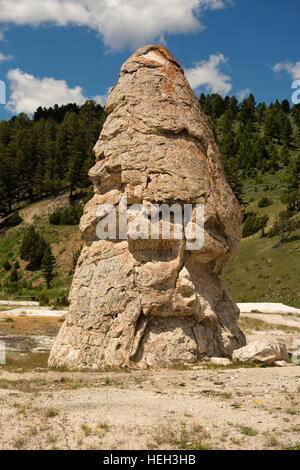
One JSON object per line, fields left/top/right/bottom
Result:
{"left": 0, "top": 100, "right": 106, "bottom": 216}
{"left": 199, "top": 93, "right": 300, "bottom": 202}
{"left": 0, "top": 94, "right": 299, "bottom": 216}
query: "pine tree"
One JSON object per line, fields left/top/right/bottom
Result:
{"left": 229, "top": 96, "right": 239, "bottom": 117}
{"left": 219, "top": 111, "right": 243, "bottom": 201}
{"left": 9, "top": 268, "right": 19, "bottom": 284}
{"left": 252, "top": 135, "right": 269, "bottom": 171}
{"left": 20, "top": 226, "right": 48, "bottom": 270}
{"left": 278, "top": 110, "right": 292, "bottom": 144}
{"left": 0, "top": 101, "right": 106, "bottom": 212}
{"left": 257, "top": 102, "right": 267, "bottom": 123}
{"left": 264, "top": 109, "right": 280, "bottom": 140}
{"left": 284, "top": 153, "right": 300, "bottom": 192}
{"left": 41, "top": 246, "right": 56, "bottom": 288}
{"left": 3, "top": 260, "right": 11, "bottom": 271}
{"left": 239, "top": 94, "right": 256, "bottom": 124}
{"left": 211, "top": 94, "right": 226, "bottom": 119}
{"left": 280, "top": 145, "right": 291, "bottom": 166}
{"left": 281, "top": 99, "right": 290, "bottom": 114}
{"left": 67, "top": 134, "right": 86, "bottom": 201}
{"left": 295, "top": 123, "right": 300, "bottom": 147}
{"left": 292, "top": 105, "right": 300, "bottom": 125}
{"left": 270, "top": 210, "right": 300, "bottom": 247}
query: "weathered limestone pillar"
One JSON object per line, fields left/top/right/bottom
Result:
{"left": 49, "top": 45, "right": 246, "bottom": 369}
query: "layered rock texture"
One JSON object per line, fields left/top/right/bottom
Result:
{"left": 232, "top": 339, "right": 289, "bottom": 366}
{"left": 49, "top": 45, "right": 246, "bottom": 369}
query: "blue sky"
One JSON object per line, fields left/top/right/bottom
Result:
{"left": 0, "top": 0, "right": 299, "bottom": 120}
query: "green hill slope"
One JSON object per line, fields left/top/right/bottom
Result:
{"left": 0, "top": 183, "right": 299, "bottom": 308}
{"left": 0, "top": 97, "right": 299, "bottom": 307}
{"left": 0, "top": 195, "right": 82, "bottom": 306}
{"left": 222, "top": 176, "right": 300, "bottom": 308}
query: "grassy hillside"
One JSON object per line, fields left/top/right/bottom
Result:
{"left": 0, "top": 196, "right": 82, "bottom": 305}
{"left": 0, "top": 177, "right": 299, "bottom": 308}
{"left": 222, "top": 174, "right": 300, "bottom": 308}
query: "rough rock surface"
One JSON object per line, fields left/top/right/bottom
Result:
{"left": 49, "top": 45, "right": 246, "bottom": 369}
{"left": 232, "top": 339, "right": 289, "bottom": 365}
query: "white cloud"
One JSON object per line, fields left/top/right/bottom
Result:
{"left": 0, "top": 0, "right": 233, "bottom": 50}
{"left": 236, "top": 88, "right": 250, "bottom": 102}
{"left": 6, "top": 68, "right": 110, "bottom": 114}
{"left": 0, "top": 30, "right": 13, "bottom": 62}
{"left": 6, "top": 68, "right": 88, "bottom": 114}
{"left": 0, "top": 50, "right": 13, "bottom": 62}
{"left": 271, "top": 61, "right": 300, "bottom": 80}
{"left": 185, "top": 53, "right": 232, "bottom": 96}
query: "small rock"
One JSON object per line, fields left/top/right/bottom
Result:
{"left": 274, "top": 360, "right": 289, "bottom": 367}
{"left": 39, "top": 426, "right": 52, "bottom": 432}
{"left": 200, "top": 357, "right": 210, "bottom": 362}
{"left": 232, "top": 339, "right": 289, "bottom": 366}
{"left": 209, "top": 357, "right": 231, "bottom": 366}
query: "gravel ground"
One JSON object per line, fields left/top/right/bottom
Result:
{"left": 0, "top": 308, "right": 299, "bottom": 450}
{"left": 0, "top": 366, "right": 299, "bottom": 450}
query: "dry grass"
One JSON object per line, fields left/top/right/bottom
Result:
{"left": 45, "top": 408, "right": 60, "bottom": 418}
{"left": 1, "top": 352, "right": 49, "bottom": 372}
{"left": 239, "top": 316, "right": 300, "bottom": 334}
{"left": 0, "top": 315, "right": 62, "bottom": 336}
{"left": 149, "top": 421, "right": 212, "bottom": 450}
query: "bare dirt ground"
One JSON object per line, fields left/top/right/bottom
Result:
{"left": 0, "top": 365, "right": 299, "bottom": 451}
{"left": 0, "top": 312, "right": 299, "bottom": 451}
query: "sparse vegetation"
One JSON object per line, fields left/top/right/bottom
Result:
{"left": 286, "top": 408, "right": 297, "bottom": 416}
{"left": 45, "top": 408, "right": 60, "bottom": 418}
{"left": 13, "top": 438, "right": 25, "bottom": 449}
{"left": 258, "top": 197, "right": 273, "bottom": 208}
{"left": 239, "top": 426, "right": 258, "bottom": 436}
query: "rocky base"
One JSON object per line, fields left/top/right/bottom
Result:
{"left": 48, "top": 318, "right": 246, "bottom": 370}
{"left": 48, "top": 240, "right": 246, "bottom": 370}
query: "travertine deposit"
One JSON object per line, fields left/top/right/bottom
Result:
{"left": 49, "top": 45, "right": 246, "bottom": 369}
{"left": 232, "top": 339, "right": 289, "bottom": 365}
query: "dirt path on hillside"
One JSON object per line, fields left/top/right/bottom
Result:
{"left": 19, "top": 194, "right": 70, "bottom": 225}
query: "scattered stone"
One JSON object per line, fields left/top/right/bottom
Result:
{"left": 232, "top": 339, "right": 289, "bottom": 366}
{"left": 49, "top": 44, "right": 245, "bottom": 370}
{"left": 209, "top": 357, "right": 232, "bottom": 366}
{"left": 274, "top": 361, "right": 290, "bottom": 367}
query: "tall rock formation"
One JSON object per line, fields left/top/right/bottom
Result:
{"left": 49, "top": 45, "right": 246, "bottom": 369}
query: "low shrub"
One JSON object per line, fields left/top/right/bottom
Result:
{"left": 242, "top": 215, "right": 269, "bottom": 238}
{"left": 258, "top": 197, "right": 273, "bottom": 208}
{"left": 49, "top": 205, "right": 83, "bottom": 226}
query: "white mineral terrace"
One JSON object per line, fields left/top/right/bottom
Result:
{"left": 237, "top": 303, "right": 300, "bottom": 315}
{"left": 0, "top": 301, "right": 299, "bottom": 317}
